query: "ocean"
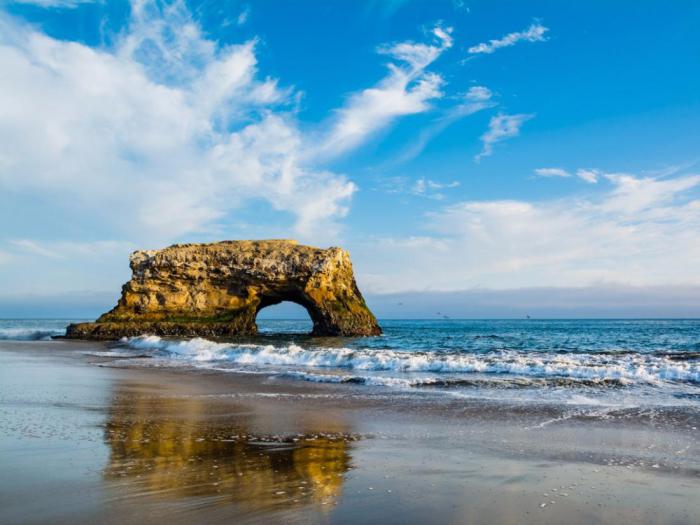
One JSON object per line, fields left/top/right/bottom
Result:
{"left": 3, "top": 318, "right": 699, "bottom": 409}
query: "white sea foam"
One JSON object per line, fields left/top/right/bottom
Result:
{"left": 122, "top": 335, "right": 700, "bottom": 386}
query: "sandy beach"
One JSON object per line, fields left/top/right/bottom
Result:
{"left": 1, "top": 339, "right": 698, "bottom": 525}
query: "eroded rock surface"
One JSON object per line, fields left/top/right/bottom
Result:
{"left": 66, "top": 240, "right": 381, "bottom": 339}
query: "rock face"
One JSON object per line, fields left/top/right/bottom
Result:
{"left": 66, "top": 240, "right": 381, "bottom": 339}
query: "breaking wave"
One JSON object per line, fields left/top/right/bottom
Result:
{"left": 0, "top": 327, "right": 65, "bottom": 340}
{"left": 123, "top": 335, "right": 700, "bottom": 386}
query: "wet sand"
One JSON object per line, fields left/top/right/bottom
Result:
{"left": 1, "top": 340, "right": 699, "bottom": 524}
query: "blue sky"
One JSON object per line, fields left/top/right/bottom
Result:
{"left": 1, "top": 0, "right": 700, "bottom": 317}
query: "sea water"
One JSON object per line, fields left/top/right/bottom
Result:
{"left": 0, "top": 319, "right": 83, "bottom": 340}
{"left": 2, "top": 318, "right": 699, "bottom": 407}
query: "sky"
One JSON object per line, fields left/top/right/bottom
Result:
{"left": 1, "top": 0, "right": 700, "bottom": 318}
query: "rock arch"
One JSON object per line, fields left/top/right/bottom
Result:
{"left": 67, "top": 240, "right": 381, "bottom": 339}
{"left": 255, "top": 296, "right": 313, "bottom": 326}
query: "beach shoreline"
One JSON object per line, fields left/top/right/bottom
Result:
{"left": 1, "top": 339, "right": 699, "bottom": 524}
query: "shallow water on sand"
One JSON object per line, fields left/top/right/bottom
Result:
{"left": 1, "top": 340, "right": 699, "bottom": 524}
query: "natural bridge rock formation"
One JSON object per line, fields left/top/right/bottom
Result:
{"left": 66, "top": 240, "right": 381, "bottom": 339}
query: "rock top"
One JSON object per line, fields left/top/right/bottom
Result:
{"left": 66, "top": 240, "right": 381, "bottom": 339}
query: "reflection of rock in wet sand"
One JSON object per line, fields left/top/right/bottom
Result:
{"left": 103, "top": 385, "right": 356, "bottom": 510}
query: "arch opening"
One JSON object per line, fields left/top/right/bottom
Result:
{"left": 255, "top": 300, "right": 314, "bottom": 334}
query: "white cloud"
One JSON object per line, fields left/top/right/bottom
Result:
{"left": 318, "top": 25, "right": 452, "bottom": 158}
{"left": 476, "top": 113, "right": 533, "bottom": 161}
{"left": 601, "top": 172, "right": 700, "bottom": 215}
{"left": 534, "top": 167, "right": 571, "bottom": 178}
{"left": 576, "top": 168, "right": 601, "bottom": 184}
{"left": 468, "top": 22, "right": 548, "bottom": 55}
{"left": 0, "top": 1, "right": 356, "bottom": 243}
{"left": 465, "top": 85, "right": 492, "bottom": 101}
{"left": 356, "top": 172, "right": 700, "bottom": 293}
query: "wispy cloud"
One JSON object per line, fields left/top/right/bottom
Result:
{"left": 375, "top": 176, "right": 460, "bottom": 200}
{"left": 468, "top": 22, "right": 548, "bottom": 55}
{"left": 576, "top": 168, "right": 601, "bottom": 184}
{"left": 600, "top": 172, "right": 700, "bottom": 215}
{"left": 534, "top": 167, "right": 603, "bottom": 183}
{"left": 534, "top": 167, "right": 571, "bottom": 178}
{"left": 476, "top": 113, "right": 534, "bottom": 161}
{"left": 411, "top": 178, "right": 460, "bottom": 200}
{"left": 8, "top": 239, "right": 63, "bottom": 259}
{"left": 397, "top": 85, "right": 496, "bottom": 163}
{"left": 318, "top": 25, "right": 453, "bottom": 158}
{"left": 357, "top": 171, "right": 700, "bottom": 293}
{"left": 237, "top": 4, "right": 250, "bottom": 25}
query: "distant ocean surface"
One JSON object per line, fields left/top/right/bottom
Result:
{"left": 3, "top": 318, "right": 700, "bottom": 406}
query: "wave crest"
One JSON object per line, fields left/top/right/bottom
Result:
{"left": 0, "top": 328, "right": 65, "bottom": 340}
{"left": 122, "top": 335, "right": 700, "bottom": 386}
